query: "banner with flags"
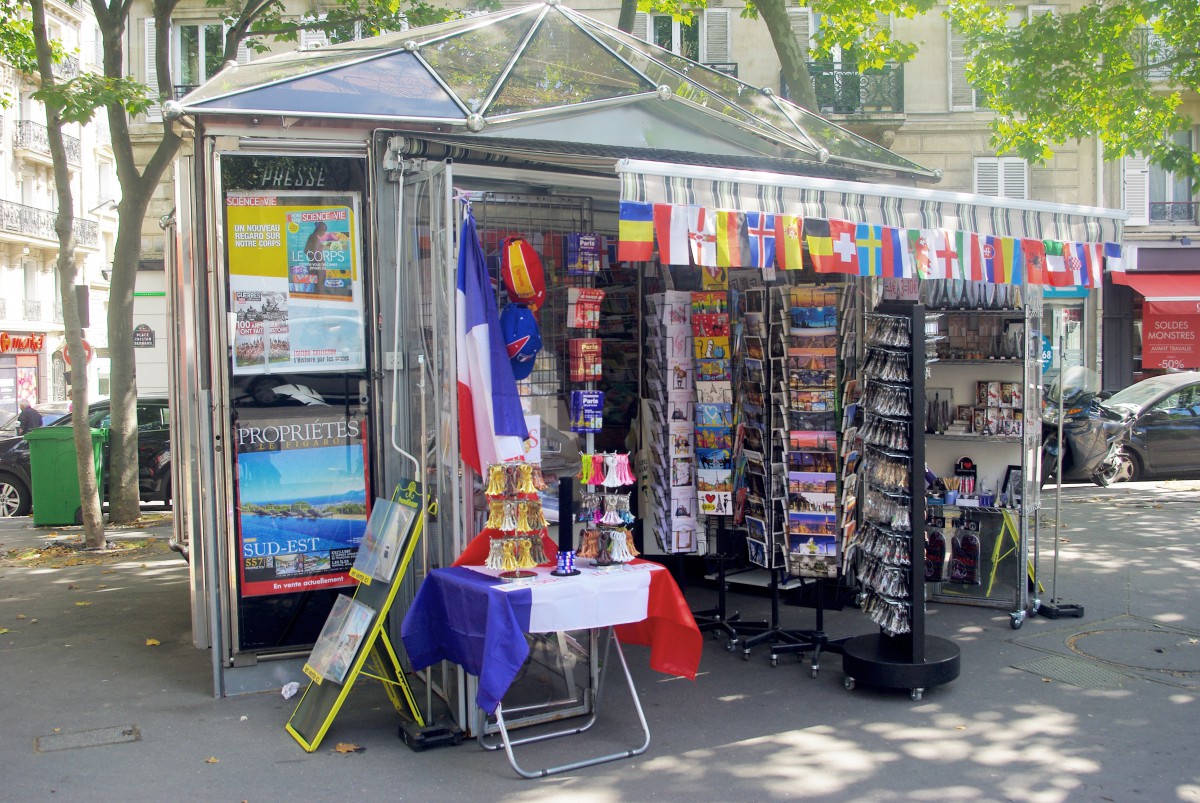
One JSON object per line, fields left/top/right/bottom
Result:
{"left": 456, "top": 206, "right": 527, "bottom": 475}
{"left": 619, "top": 199, "right": 1121, "bottom": 289}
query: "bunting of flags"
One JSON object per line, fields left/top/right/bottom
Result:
{"left": 618, "top": 199, "right": 1123, "bottom": 289}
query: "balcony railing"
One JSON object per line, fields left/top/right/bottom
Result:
{"left": 14, "top": 120, "right": 81, "bottom": 166}
{"left": 53, "top": 301, "right": 63, "bottom": 324}
{"left": 807, "top": 61, "right": 904, "bottom": 115}
{"left": 0, "top": 200, "right": 99, "bottom": 248}
{"left": 1130, "top": 28, "right": 1174, "bottom": 81}
{"left": 0, "top": 299, "right": 7, "bottom": 320}
{"left": 24, "top": 300, "right": 42, "bottom": 322}
{"left": 1150, "top": 201, "right": 1199, "bottom": 224}
{"left": 51, "top": 54, "right": 80, "bottom": 81}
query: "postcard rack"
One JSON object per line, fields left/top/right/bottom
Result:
{"left": 840, "top": 302, "right": 960, "bottom": 701}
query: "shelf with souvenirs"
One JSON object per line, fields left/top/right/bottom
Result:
{"left": 919, "top": 280, "right": 1039, "bottom": 622}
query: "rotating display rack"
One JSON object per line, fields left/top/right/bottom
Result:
{"left": 841, "top": 302, "right": 960, "bottom": 701}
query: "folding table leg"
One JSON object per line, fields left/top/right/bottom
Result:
{"left": 483, "top": 628, "right": 652, "bottom": 778}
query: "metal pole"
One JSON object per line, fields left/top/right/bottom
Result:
{"left": 1052, "top": 312, "right": 1065, "bottom": 602}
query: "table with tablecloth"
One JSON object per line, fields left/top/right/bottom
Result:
{"left": 400, "top": 560, "right": 702, "bottom": 715}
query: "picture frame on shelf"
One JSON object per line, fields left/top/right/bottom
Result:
{"left": 1001, "top": 464, "right": 1023, "bottom": 508}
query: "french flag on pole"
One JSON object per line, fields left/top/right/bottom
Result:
{"left": 456, "top": 206, "right": 527, "bottom": 475}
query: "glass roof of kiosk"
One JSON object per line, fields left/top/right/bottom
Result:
{"left": 180, "top": 1, "right": 934, "bottom": 179}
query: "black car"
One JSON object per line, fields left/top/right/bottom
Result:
{"left": 1100, "top": 371, "right": 1200, "bottom": 482}
{"left": 0, "top": 398, "right": 172, "bottom": 517}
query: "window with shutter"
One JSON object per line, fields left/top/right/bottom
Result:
{"left": 631, "top": 13, "right": 648, "bottom": 42}
{"left": 786, "top": 6, "right": 811, "bottom": 53}
{"left": 974, "top": 157, "right": 1028, "bottom": 199}
{"left": 1123, "top": 155, "right": 1150, "bottom": 226}
{"left": 948, "top": 22, "right": 975, "bottom": 111}
{"left": 701, "top": 9, "right": 730, "bottom": 64}
{"left": 144, "top": 19, "right": 162, "bottom": 122}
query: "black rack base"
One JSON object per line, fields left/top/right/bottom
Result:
{"left": 841, "top": 633, "right": 961, "bottom": 701}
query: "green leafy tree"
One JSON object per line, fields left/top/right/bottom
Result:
{"left": 949, "top": 0, "right": 1200, "bottom": 180}
{"left": 23, "top": 0, "right": 453, "bottom": 527}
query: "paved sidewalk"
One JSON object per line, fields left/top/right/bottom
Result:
{"left": 1, "top": 483, "right": 1198, "bottom": 802}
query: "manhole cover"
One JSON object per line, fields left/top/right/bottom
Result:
{"left": 1015, "top": 655, "right": 1130, "bottom": 689}
{"left": 1068, "top": 628, "right": 1200, "bottom": 674}
{"left": 35, "top": 724, "right": 141, "bottom": 753}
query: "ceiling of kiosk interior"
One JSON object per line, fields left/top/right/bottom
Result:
{"left": 180, "top": 2, "right": 934, "bottom": 179}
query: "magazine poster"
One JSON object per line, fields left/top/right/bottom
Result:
{"left": 304, "top": 594, "right": 377, "bottom": 684}
{"left": 226, "top": 191, "right": 365, "bottom": 374}
{"left": 349, "top": 497, "right": 414, "bottom": 585}
{"left": 234, "top": 410, "right": 370, "bottom": 598}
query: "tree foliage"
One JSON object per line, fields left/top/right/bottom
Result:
{"left": 949, "top": 0, "right": 1200, "bottom": 180}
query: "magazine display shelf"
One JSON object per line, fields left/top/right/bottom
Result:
{"left": 841, "top": 302, "right": 960, "bottom": 701}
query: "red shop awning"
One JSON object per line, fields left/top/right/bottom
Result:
{"left": 1112, "top": 271, "right": 1200, "bottom": 315}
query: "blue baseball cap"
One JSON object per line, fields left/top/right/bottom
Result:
{"left": 500, "top": 303, "right": 542, "bottom": 380}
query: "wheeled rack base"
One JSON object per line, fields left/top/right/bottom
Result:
{"left": 841, "top": 633, "right": 961, "bottom": 701}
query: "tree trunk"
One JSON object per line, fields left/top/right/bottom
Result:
{"left": 104, "top": 215, "right": 143, "bottom": 523}
{"left": 95, "top": 2, "right": 183, "bottom": 524}
{"left": 617, "top": 0, "right": 636, "bottom": 33}
{"left": 30, "top": 0, "right": 104, "bottom": 547}
{"left": 756, "top": 0, "right": 818, "bottom": 111}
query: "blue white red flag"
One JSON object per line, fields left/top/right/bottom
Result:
{"left": 456, "top": 206, "right": 527, "bottom": 475}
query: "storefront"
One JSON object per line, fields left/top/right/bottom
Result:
{"left": 0, "top": 331, "right": 48, "bottom": 416}
{"left": 169, "top": 3, "right": 1123, "bottom": 726}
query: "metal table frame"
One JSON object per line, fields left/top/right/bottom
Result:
{"left": 475, "top": 627, "right": 651, "bottom": 778}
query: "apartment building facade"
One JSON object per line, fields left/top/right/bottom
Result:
{"left": 0, "top": 0, "right": 120, "bottom": 417}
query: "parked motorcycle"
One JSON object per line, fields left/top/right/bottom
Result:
{"left": 1040, "top": 367, "right": 1127, "bottom": 487}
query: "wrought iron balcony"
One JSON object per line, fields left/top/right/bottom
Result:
{"left": 1129, "top": 28, "right": 1174, "bottom": 81}
{"left": 14, "top": 119, "right": 81, "bottom": 165}
{"left": 0, "top": 200, "right": 98, "bottom": 248}
{"left": 51, "top": 54, "right": 80, "bottom": 81}
{"left": 0, "top": 299, "right": 7, "bottom": 320}
{"left": 807, "top": 61, "right": 904, "bottom": 115}
{"left": 53, "top": 301, "right": 64, "bottom": 324}
{"left": 1150, "top": 201, "right": 1199, "bottom": 224}
{"left": 23, "top": 300, "right": 42, "bottom": 322}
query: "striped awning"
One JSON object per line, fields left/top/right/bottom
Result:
{"left": 618, "top": 159, "right": 1124, "bottom": 244}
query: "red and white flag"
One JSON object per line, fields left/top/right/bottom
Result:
{"left": 653, "top": 203, "right": 692, "bottom": 266}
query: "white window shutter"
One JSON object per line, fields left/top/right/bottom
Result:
{"left": 631, "top": 13, "right": 648, "bottom": 43}
{"left": 144, "top": 19, "right": 162, "bottom": 122}
{"left": 974, "top": 159, "right": 1000, "bottom": 196}
{"left": 786, "top": 7, "right": 811, "bottom": 54}
{"left": 1123, "top": 155, "right": 1151, "bottom": 226}
{"left": 701, "top": 9, "right": 730, "bottom": 63}
{"left": 1001, "top": 158, "right": 1028, "bottom": 199}
{"left": 949, "top": 22, "right": 974, "bottom": 111}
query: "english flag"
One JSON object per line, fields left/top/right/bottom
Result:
{"left": 456, "top": 206, "right": 527, "bottom": 475}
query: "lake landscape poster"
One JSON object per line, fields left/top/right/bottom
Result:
{"left": 235, "top": 412, "right": 369, "bottom": 598}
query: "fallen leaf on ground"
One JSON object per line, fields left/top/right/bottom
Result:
{"left": 67, "top": 584, "right": 77, "bottom": 590}
{"left": 954, "top": 725, "right": 966, "bottom": 730}
{"left": 145, "top": 638, "right": 160, "bottom": 647}
{"left": 1042, "top": 677, "right": 1053, "bottom": 682}
{"left": 53, "top": 728, "right": 61, "bottom": 733}
{"left": 204, "top": 757, "right": 219, "bottom": 764}
{"left": 97, "top": 584, "right": 108, "bottom": 589}
{"left": 334, "top": 743, "right": 365, "bottom": 754}
{"left": 16, "top": 614, "right": 26, "bottom": 620}
{"left": 0, "top": 627, "right": 9, "bottom": 634}
{"left": 75, "top": 601, "right": 92, "bottom": 607}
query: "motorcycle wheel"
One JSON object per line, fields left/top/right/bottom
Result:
{"left": 1092, "top": 448, "right": 1137, "bottom": 486}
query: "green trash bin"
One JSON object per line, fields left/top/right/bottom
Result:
{"left": 25, "top": 426, "right": 106, "bottom": 526}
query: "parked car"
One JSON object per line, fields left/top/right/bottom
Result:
{"left": 0, "top": 401, "right": 72, "bottom": 437}
{"left": 1100, "top": 371, "right": 1200, "bottom": 482}
{"left": 0, "top": 398, "right": 172, "bottom": 517}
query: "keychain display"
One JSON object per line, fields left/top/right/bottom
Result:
{"left": 575, "top": 451, "right": 639, "bottom": 565}
{"left": 479, "top": 461, "right": 552, "bottom": 578}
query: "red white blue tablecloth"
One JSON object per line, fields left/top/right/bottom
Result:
{"left": 400, "top": 561, "right": 702, "bottom": 714}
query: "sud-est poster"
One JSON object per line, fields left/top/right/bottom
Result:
{"left": 226, "top": 191, "right": 366, "bottom": 375}
{"left": 234, "top": 411, "right": 370, "bottom": 598}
